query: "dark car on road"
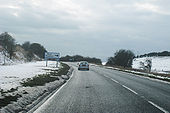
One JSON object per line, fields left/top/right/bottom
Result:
{"left": 78, "top": 61, "right": 89, "bottom": 70}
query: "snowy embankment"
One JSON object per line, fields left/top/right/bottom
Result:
{"left": 0, "top": 52, "right": 13, "bottom": 65}
{"left": 0, "top": 61, "right": 73, "bottom": 113}
{"left": 0, "top": 61, "right": 57, "bottom": 91}
{"left": 133, "top": 56, "right": 170, "bottom": 74}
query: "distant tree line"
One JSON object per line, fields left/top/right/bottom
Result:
{"left": 106, "top": 49, "right": 135, "bottom": 68}
{"left": 0, "top": 32, "right": 47, "bottom": 61}
{"left": 137, "top": 51, "right": 170, "bottom": 58}
{"left": 60, "top": 55, "right": 102, "bottom": 65}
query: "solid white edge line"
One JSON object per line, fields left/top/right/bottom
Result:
{"left": 33, "top": 70, "right": 74, "bottom": 113}
{"left": 148, "top": 101, "right": 169, "bottom": 113}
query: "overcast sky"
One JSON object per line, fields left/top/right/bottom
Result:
{"left": 0, "top": 0, "right": 170, "bottom": 61}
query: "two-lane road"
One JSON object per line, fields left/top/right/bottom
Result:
{"left": 34, "top": 63, "right": 170, "bottom": 113}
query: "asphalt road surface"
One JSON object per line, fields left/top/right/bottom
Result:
{"left": 34, "top": 63, "right": 170, "bottom": 113}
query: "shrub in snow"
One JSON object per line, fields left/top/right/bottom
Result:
{"left": 139, "top": 58, "right": 152, "bottom": 72}
{"left": 106, "top": 49, "right": 135, "bottom": 67}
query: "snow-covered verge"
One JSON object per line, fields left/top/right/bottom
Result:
{"left": 133, "top": 56, "right": 170, "bottom": 74}
{"left": 0, "top": 61, "right": 57, "bottom": 91}
{"left": 0, "top": 61, "right": 73, "bottom": 113}
{"left": 103, "top": 66, "right": 170, "bottom": 82}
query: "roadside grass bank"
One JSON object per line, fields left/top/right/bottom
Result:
{"left": 20, "top": 63, "right": 70, "bottom": 87}
{"left": 0, "top": 88, "right": 20, "bottom": 109}
{"left": 0, "top": 63, "right": 72, "bottom": 112}
{"left": 0, "top": 94, "right": 21, "bottom": 109}
{"left": 101, "top": 65, "right": 170, "bottom": 82}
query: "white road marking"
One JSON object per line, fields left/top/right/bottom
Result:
{"left": 103, "top": 75, "right": 111, "bottom": 79}
{"left": 122, "top": 85, "right": 138, "bottom": 95}
{"left": 103, "top": 75, "right": 138, "bottom": 95}
{"left": 33, "top": 70, "right": 74, "bottom": 113}
{"left": 111, "top": 78, "right": 119, "bottom": 84}
{"left": 105, "top": 65, "right": 170, "bottom": 85}
{"left": 103, "top": 75, "right": 119, "bottom": 83}
{"left": 148, "top": 101, "right": 169, "bottom": 113}
{"left": 34, "top": 67, "right": 169, "bottom": 113}
{"left": 102, "top": 74, "right": 169, "bottom": 113}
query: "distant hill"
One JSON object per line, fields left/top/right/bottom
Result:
{"left": 138, "top": 51, "right": 170, "bottom": 58}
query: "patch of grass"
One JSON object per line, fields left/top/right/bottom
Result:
{"left": 57, "top": 63, "right": 70, "bottom": 76}
{"left": 20, "top": 63, "right": 70, "bottom": 87}
{"left": 48, "top": 63, "right": 70, "bottom": 76}
{"left": 0, "top": 88, "right": 18, "bottom": 94}
{"left": 0, "top": 94, "right": 21, "bottom": 109}
{"left": 49, "top": 70, "right": 59, "bottom": 76}
{"left": 21, "top": 74, "right": 59, "bottom": 87}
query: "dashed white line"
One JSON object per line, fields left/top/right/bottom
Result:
{"left": 102, "top": 74, "right": 169, "bottom": 113}
{"left": 122, "top": 85, "right": 138, "bottom": 95}
{"left": 148, "top": 101, "right": 169, "bottom": 113}
{"left": 103, "top": 75, "right": 119, "bottom": 84}
{"left": 103, "top": 75, "right": 111, "bottom": 80}
{"left": 110, "top": 78, "right": 119, "bottom": 84}
{"left": 103, "top": 75, "right": 138, "bottom": 95}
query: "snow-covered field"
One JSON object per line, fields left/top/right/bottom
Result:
{"left": 133, "top": 57, "right": 170, "bottom": 74}
{"left": 0, "top": 61, "right": 72, "bottom": 113}
{"left": 0, "top": 61, "right": 59, "bottom": 91}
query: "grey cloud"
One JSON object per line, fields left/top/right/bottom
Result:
{"left": 0, "top": 0, "right": 170, "bottom": 61}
